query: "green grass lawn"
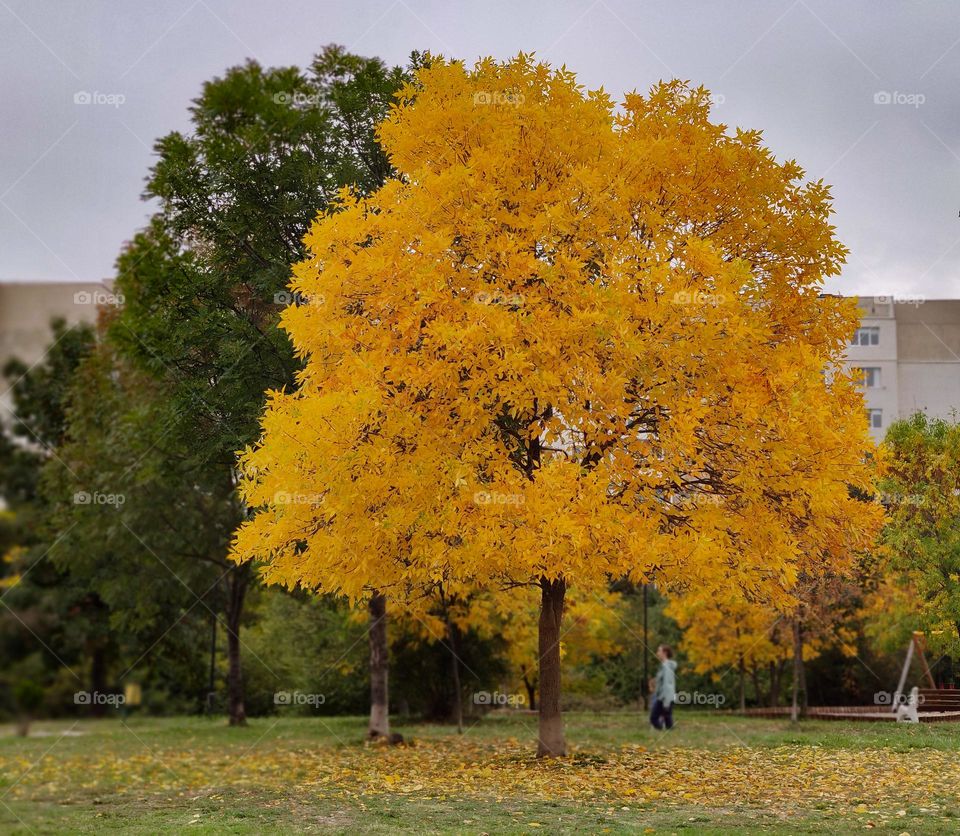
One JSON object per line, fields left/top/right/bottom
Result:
{"left": 1, "top": 711, "right": 958, "bottom": 833}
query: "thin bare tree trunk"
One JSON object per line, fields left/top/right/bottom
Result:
{"left": 90, "top": 644, "right": 107, "bottom": 719}
{"left": 537, "top": 577, "right": 566, "bottom": 758}
{"left": 790, "top": 618, "right": 806, "bottom": 722}
{"left": 226, "top": 565, "right": 249, "bottom": 726}
{"left": 445, "top": 615, "right": 464, "bottom": 733}
{"left": 206, "top": 614, "right": 217, "bottom": 714}
{"left": 368, "top": 592, "right": 390, "bottom": 738}
{"left": 738, "top": 655, "right": 746, "bottom": 712}
{"left": 798, "top": 621, "right": 808, "bottom": 716}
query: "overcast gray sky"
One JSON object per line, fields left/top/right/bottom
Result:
{"left": 2, "top": 0, "right": 959, "bottom": 298}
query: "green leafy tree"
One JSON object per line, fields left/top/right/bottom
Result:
{"left": 43, "top": 335, "right": 226, "bottom": 713}
{"left": 103, "top": 47, "right": 410, "bottom": 725}
{"left": 0, "top": 321, "right": 107, "bottom": 713}
{"left": 881, "top": 413, "right": 960, "bottom": 649}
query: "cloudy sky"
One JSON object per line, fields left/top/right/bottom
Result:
{"left": 2, "top": 0, "right": 959, "bottom": 297}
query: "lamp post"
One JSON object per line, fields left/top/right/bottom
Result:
{"left": 642, "top": 583, "right": 649, "bottom": 709}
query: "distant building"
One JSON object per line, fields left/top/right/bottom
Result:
{"left": 845, "top": 296, "right": 960, "bottom": 442}
{"left": 2, "top": 285, "right": 958, "bottom": 447}
{"left": 0, "top": 280, "right": 113, "bottom": 420}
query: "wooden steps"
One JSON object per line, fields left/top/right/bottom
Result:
{"left": 739, "top": 704, "right": 960, "bottom": 722}
{"left": 917, "top": 689, "right": 960, "bottom": 712}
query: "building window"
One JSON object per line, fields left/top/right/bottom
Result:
{"left": 854, "top": 366, "right": 881, "bottom": 388}
{"left": 867, "top": 408, "right": 883, "bottom": 429}
{"left": 851, "top": 326, "right": 880, "bottom": 346}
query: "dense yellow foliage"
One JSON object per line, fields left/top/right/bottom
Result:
{"left": 232, "top": 55, "right": 880, "bottom": 611}
{"left": 666, "top": 589, "right": 794, "bottom": 676}
{"left": 668, "top": 565, "right": 868, "bottom": 682}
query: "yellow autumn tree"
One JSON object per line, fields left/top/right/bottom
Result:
{"left": 478, "top": 585, "right": 621, "bottom": 710}
{"left": 670, "top": 537, "right": 879, "bottom": 716}
{"left": 232, "top": 54, "right": 880, "bottom": 756}
{"left": 397, "top": 584, "right": 619, "bottom": 722}
{"left": 667, "top": 589, "right": 792, "bottom": 708}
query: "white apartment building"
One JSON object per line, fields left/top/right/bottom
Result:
{"left": 845, "top": 296, "right": 960, "bottom": 442}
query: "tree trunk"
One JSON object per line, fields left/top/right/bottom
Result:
{"left": 738, "top": 655, "right": 746, "bottom": 712}
{"left": 751, "top": 664, "right": 761, "bottom": 706}
{"left": 798, "top": 622, "right": 808, "bottom": 716}
{"left": 522, "top": 669, "right": 537, "bottom": 711}
{"left": 537, "top": 577, "right": 566, "bottom": 758}
{"left": 90, "top": 644, "right": 107, "bottom": 718}
{"left": 769, "top": 661, "right": 778, "bottom": 707}
{"left": 367, "top": 592, "right": 390, "bottom": 738}
{"left": 207, "top": 614, "right": 217, "bottom": 714}
{"left": 790, "top": 661, "right": 798, "bottom": 722}
{"left": 790, "top": 618, "right": 806, "bottom": 722}
{"left": 226, "top": 564, "right": 249, "bottom": 726}
{"left": 445, "top": 615, "right": 464, "bottom": 733}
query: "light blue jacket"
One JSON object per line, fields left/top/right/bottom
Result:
{"left": 654, "top": 659, "right": 677, "bottom": 704}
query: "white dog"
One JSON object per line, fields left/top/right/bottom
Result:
{"left": 895, "top": 686, "right": 920, "bottom": 723}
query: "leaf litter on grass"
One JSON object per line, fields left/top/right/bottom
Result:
{"left": 1, "top": 737, "right": 957, "bottom": 824}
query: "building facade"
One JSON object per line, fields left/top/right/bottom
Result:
{"left": 0, "top": 280, "right": 113, "bottom": 419}
{"left": 845, "top": 296, "right": 960, "bottom": 442}
{"left": 2, "top": 285, "right": 958, "bottom": 445}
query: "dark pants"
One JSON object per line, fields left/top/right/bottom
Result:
{"left": 650, "top": 697, "right": 674, "bottom": 730}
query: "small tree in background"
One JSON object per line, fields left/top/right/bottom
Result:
{"left": 12, "top": 680, "right": 44, "bottom": 737}
{"left": 882, "top": 413, "right": 960, "bottom": 648}
{"left": 667, "top": 589, "right": 793, "bottom": 710}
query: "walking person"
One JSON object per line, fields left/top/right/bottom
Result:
{"left": 649, "top": 644, "right": 677, "bottom": 731}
